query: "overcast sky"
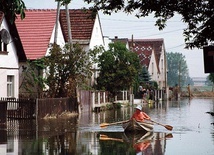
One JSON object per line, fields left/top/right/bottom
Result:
{"left": 23, "top": 0, "right": 208, "bottom": 78}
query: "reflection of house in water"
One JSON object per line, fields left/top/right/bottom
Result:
{"left": 152, "top": 132, "right": 167, "bottom": 155}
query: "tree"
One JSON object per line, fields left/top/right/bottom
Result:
{"left": 96, "top": 42, "right": 140, "bottom": 99}
{"left": 44, "top": 43, "right": 94, "bottom": 98}
{"left": 85, "top": 0, "right": 214, "bottom": 49}
{"left": 20, "top": 59, "right": 46, "bottom": 98}
{"left": 0, "top": 0, "right": 26, "bottom": 22}
{"left": 167, "top": 52, "right": 190, "bottom": 87}
{"left": 208, "top": 73, "right": 214, "bottom": 91}
{"left": 138, "top": 66, "right": 151, "bottom": 84}
{"left": 21, "top": 43, "right": 95, "bottom": 98}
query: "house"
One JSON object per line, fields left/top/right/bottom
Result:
{"left": 14, "top": 9, "right": 65, "bottom": 98}
{"left": 14, "top": 9, "right": 104, "bottom": 97}
{"left": 105, "top": 37, "right": 167, "bottom": 90}
{"left": 59, "top": 9, "right": 105, "bottom": 85}
{"left": 0, "top": 11, "right": 26, "bottom": 98}
{"left": 128, "top": 38, "right": 167, "bottom": 90}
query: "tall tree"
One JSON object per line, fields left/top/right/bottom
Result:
{"left": 96, "top": 42, "right": 140, "bottom": 98}
{"left": 167, "top": 52, "right": 189, "bottom": 87}
{"left": 84, "top": 0, "right": 214, "bottom": 49}
{"left": 44, "top": 43, "right": 94, "bottom": 98}
{"left": 0, "top": 0, "right": 26, "bottom": 22}
{"left": 21, "top": 43, "right": 95, "bottom": 98}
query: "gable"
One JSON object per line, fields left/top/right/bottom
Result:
{"left": 15, "top": 9, "right": 57, "bottom": 60}
{"left": 60, "top": 9, "right": 96, "bottom": 43}
{"left": 129, "top": 39, "right": 164, "bottom": 71}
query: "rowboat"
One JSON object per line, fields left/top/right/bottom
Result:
{"left": 122, "top": 119, "right": 154, "bottom": 132}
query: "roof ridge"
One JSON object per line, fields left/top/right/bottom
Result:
{"left": 25, "top": 9, "right": 57, "bottom": 12}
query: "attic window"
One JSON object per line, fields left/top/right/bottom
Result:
{"left": 0, "top": 41, "right": 8, "bottom": 54}
{"left": 0, "top": 29, "right": 10, "bottom": 54}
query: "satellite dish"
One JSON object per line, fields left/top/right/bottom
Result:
{"left": 0, "top": 29, "right": 10, "bottom": 44}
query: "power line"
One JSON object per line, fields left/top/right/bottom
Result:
{"left": 100, "top": 17, "right": 181, "bottom": 23}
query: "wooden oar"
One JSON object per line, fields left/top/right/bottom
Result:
{"left": 99, "top": 134, "right": 124, "bottom": 142}
{"left": 100, "top": 120, "right": 129, "bottom": 128}
{"left": 150, "top": 120, "right": 173, "bottom": 131}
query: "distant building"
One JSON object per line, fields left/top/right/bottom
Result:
{"left": 192, "top": 77, "right": 207, "bottom": 86}
{"left": 104, "top": 37, "right": 167, "bottom": 90}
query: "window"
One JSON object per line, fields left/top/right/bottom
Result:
{"left": 0, "top": 40, "right": 8, "bottom": 54}
{"left": 0, "top": 29, "right": 9, "bottom": 54}
{"left": 7, "top": 76, "right": 14, "bottom": 97}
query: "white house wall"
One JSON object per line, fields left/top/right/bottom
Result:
{"left": 89, "top": 14, "right": 105, "bottom": 85}
{"left": 158, "top": 45, "right": 167, "bottom": 89}
{"left": 89, "top": 14, "right": 104, "bottom": 49}
{"left": 148, "top": 49, "right": 159, "bottom": 83}
{"left": 0, "top": 19, "right": 19, "bottom": 98}
{"left": 46, "top": 21, "right": 65, "bottom": 56}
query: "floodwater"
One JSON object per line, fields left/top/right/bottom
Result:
{"left": 0, "top": 98, "right": 214, "bottom": 155}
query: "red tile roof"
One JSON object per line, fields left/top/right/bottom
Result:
{"left": 15, "top": 9, "right": 57, "bottom": 60}
{"left": 60, "top": 9, "right": 96, "bottom": 42}
{"left": 128, "top": 38, "right": 164, "bottom": 73}
{"left": 15, "top": 9, "right": 96, "bottom": 60}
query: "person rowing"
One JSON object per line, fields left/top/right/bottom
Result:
{"left": 131, "top": 105, "right": 151, "bottom": 122}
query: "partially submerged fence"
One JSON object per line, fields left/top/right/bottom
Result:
{"left": 0, "top": 98, "right": 36, "bottom": 119}
{"left": 0, "top": 89, "right": 165, "bottom": 120}
{"left": 37, "top": 97, "right": 77, "bottom": 119}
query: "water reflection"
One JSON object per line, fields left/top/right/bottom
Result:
{"left": 0, "top": 98, "right": 214, "bottom": 154}
{"left": 99, "top": 131, "right": 173, "bottom": 154}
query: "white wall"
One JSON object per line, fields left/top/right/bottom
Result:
{"left": 46, "top": 21, "right": 65, "bottom": 56}
{"left": 89, "top": 14, "right": 104, "bottom": 49}
{"left": 148, "top": 49, "right": 159, "bottom": 82}
{"left": 0, "top": 19, "right": 19, "bottom": 98}
{"left": 89, "top": 14, "right": 105, "bottom": 85}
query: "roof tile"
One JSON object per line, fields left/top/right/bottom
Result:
{"left": 60, "top": 9, "right": 96, "bottom": 42}
{"left": 15, "top": 9, "right": 57, "bottom": 60}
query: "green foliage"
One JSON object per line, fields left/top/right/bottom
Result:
{"left": 21, "top": 43, "right": 95, "bottom": 98}
{"left": 138, "top": 66, "right": 151, "bottom": 83}
{"left": 0, "top": 0, "right": 26, "bottom": 22}
{"left": 208, "top": 73, "right": 214, "bottom": 84}
{"left": 167, "top": 52, "right": 190, "bottom": 87}
{"left": 20, "top": 59, "right": 46, "bottom": 98}
{"left": 96, "top": 42, "right": 141, "bottom": 97}
{"left": 85, "top": 0, "right": 214, "bottom": 48}
{"left": 44, "top": 43, "right": 94, "bottom": 97}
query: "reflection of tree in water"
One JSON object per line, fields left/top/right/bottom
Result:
{"left": 38, "top": 116, "right": 78, "bottom": 154}
{"left": 46, "top": 132, "right": 77, "bottom": 154}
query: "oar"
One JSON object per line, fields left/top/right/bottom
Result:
{"left": 150, "top": 120, "right": 173, "bottom": 131}
{"left": 100, "top": 120, "right": 129, "bottom": 128}
{"left": 99, "top": 134, "right": 124, "bottom": 142}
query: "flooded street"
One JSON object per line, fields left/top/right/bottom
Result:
{"left": 1, "top": 98, "right": 214, "bottom": 155}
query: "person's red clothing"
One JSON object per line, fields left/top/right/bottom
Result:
{"left": 133, "top": 141, "right": 151, "bottom": 152}
{"left": 131, "top": 109, "right": 150, "bottom": 122}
